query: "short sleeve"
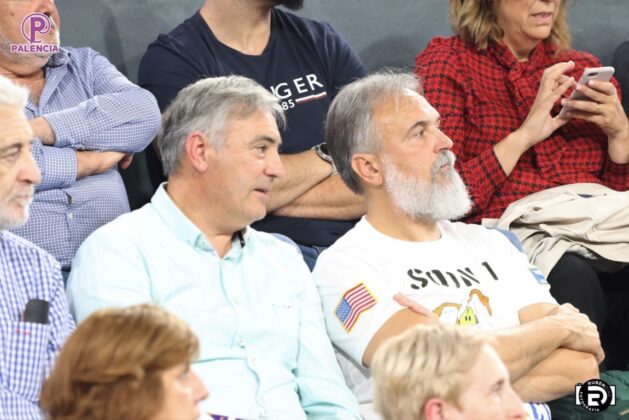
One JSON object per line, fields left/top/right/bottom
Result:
{"left": 313, "top": 249, "right": 403, "bottom": 365}
{"left": 501, "top": 235, "right": 558, "bottom": 311}
{"left": 320, "top": 22, "right": 366, "bottom": 98}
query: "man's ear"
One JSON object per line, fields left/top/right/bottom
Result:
{"left": 351, "top": 153, "right": 383, "bottom": 188}
{"left": 184, "top": 131, "right": 214, "bottom": 173}
{"left": 424, "top": 397, "right": 449, "bottom": 420}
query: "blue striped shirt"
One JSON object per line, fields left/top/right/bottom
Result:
{"left": 11, "top": 47, "right": 161, "bottom": 270}
{"left": 0, "top": 231, "right": 75, "bottom": 419}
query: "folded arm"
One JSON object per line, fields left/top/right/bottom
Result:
{"left": 266, "top": 150, "right": 333, "bottom": 211}
{"left": 512, "top": 348, "right": 598, "bottom": 402}
{"left": 489, "top": 302, "right": 601, "bottom": 402}
{"left": 32, "top": 140, "right": 131, "bottom": 191}
{"left": 39, "top": 49, "right": 160, "bottom": 153}
{"left": 273, "top": 174, "right": 366, "bottom": 220}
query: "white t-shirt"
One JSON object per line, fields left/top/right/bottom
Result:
{"left": 313, "top": 217, "right": 556, "bottom": 418}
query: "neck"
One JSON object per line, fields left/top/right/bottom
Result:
{"left": 166, "top": 175, "right": 237, "bottom": 258}
{"left": 502, "top": 37, "right": 539, "bottom": 61}
{"left": 364, "top": 192, "right": 441, "bottom": 242}
{"left": 200, "top": 0, "right": 273, "bottom": 55}
{"left": 0, "top": 59, "right": 47, "bottom": 104}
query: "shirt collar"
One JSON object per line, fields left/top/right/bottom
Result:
{"left": 488, "top": 40, "right": 556, "bottom": 70}
{"left": 45, "top": 47, "right": 70, "bottom": 68}
{"left": 151, "top": 183, "right": 249, "bottom": 252}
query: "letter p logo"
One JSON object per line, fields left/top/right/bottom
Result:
{"left": 21, "top": 13, "right": 51, "bottom": 44}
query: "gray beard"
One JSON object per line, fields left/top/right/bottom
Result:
{"left": 0, "top": 187, "right": 34, "bottom": 231}
{"left": 0, "top": 27, "right": 59, "bottom": 66}
{"left": 382, "top": 151, "right": 472, "bottom": 222}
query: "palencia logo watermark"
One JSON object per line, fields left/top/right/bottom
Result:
{"left": 575, "top": 379, "right": 616, "bottom": 413}
{"left": 10, "top": 13, "right": 59, "bottom": 54}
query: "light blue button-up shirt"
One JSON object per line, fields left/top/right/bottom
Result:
{"left": 67, "top": 185, "right": 360, "bottom": 419}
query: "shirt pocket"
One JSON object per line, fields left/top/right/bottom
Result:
{"left": 1, "top": 321, "right": 51, "bottom": 401}
{"left": 266, "top": 298, "right": 300, "bottom": 368}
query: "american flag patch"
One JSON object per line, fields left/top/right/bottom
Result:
{"left": 335, "top": 283, "right": 377, "bottom": 332}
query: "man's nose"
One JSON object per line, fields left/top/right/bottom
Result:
{"left": 435, "top": 127, "right": 453, "bottom": 152}
{"left": 266, "top": 149, "right": 285, "bottom": 180}
{"left": 19, "top": 149, "right": 41, "bottom": 186}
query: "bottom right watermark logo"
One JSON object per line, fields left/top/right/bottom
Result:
{"left": 575, "top": 379, "right": 616, "bottom": 412}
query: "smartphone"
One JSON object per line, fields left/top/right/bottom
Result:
{"left": 559, "top": 66, "right": 615, "bottom": 116}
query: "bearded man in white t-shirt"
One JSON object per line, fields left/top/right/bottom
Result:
{"left": 312, "top": 71, "right": 604, "bottom": 420}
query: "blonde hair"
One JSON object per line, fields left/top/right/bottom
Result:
{"left": 40, "top": 305, "right": 199, "bottom": 420}
{"left": 371, "top": 325, "right": 486, "bottom": 420}
{"left": 449, "top": 0, "right": 573, "bottom": 50}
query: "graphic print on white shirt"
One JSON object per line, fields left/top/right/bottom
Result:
{"left": 313, "top": 217, "right": 557, "bottom": 366}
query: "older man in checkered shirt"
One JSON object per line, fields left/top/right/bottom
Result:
{"left": 0, "top": 76, "right": 74, "bottom": 418}
{"left": 0, "top": 1, "right": 160, "bottom": 277}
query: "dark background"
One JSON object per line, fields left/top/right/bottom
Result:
{"left": 55, "top": 0, "right": 629, "bottom": 207}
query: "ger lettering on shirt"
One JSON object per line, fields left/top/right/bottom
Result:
{"left": 138, "top": 8, "right": 366, "bottom": 247}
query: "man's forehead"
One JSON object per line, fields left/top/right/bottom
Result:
{"left": 226, "top": 110, "right": 282, "bottom": 142}
{"left": 374, "top": 90, "right": 439, "bottom": 125}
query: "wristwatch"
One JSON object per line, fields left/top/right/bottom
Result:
{"left": 312, "top": 143, "right": 337, "bottom": 175}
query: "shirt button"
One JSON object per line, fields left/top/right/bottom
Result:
{"left": 67, "top": 212, "right": 73, "bottom": 220}
{"left": 238, "top": 337, "right": 245, "bottom": 347}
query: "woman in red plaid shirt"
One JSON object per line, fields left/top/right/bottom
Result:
{"left": 416, "top": 0, "right": 629, "bottom": 369}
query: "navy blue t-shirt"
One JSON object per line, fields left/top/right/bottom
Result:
{"left": 138, "top": 8, "right": 366, "bottom": 247}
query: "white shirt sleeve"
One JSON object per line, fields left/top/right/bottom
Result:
{"left": 313, "top": 249, "right": 404, "bottom": 365}
{"left": 499, "top": 232, "right": 558, "bottom": 311}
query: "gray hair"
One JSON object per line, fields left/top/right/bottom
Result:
{"left": 0, "top": 75, "right": 28, "bottom": 110}
{"left": 158, "top": 75, "right": 285, "bottom": 176}
{"left": 325, "top": 70, "right": 422, "bottom": 194}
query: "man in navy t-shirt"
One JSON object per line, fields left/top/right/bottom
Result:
{"left": 138, "top": 0, "right": 367, "bottom": 268}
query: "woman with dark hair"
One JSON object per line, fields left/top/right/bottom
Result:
{"left": 416, "top": 0, "right": 629, "bottom": 368}
{"left": 40, "top": 305, "right": 208, "bottom": 420}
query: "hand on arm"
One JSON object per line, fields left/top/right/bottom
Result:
{"left": 29, "top": 117, "right": 56, "bottom": 145}
{"left": 75, "top": 151, "right": 132, "bottom": 180}
{"left": 491, "top": 303, "right": 602, "bottom": 402}
{"left": 561, "top": 79, "right": 629, "bottom": 164}
{"left": 493, "top": 61, "right": 576, "bottom": 176}
{"left": 362, "top": 302, "right": 439, "bottom": 367}
{"left": 513, "top": 348, "right": 599, "bottom": 402}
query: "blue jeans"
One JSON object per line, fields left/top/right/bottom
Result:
{"left": 297, "top": 244, "right": 327, "bottom": 271}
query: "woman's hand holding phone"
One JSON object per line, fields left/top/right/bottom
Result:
{"left": 560, "top": 66, "right": 629, "bottom": 164}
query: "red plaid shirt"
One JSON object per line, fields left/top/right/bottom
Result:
{"left": 415, "top": 36, "right": 629, "bottom": 223}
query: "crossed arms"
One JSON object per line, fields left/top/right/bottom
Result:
{"left": 363, "top": 296, "right": 601, "bottom": 403}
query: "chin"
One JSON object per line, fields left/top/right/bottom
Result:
{"left": 247, "top": 206, "right": 268, "bottom": 224}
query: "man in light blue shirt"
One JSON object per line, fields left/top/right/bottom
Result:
{"left": 67, "top": 76, "right": 360, "bottom": 419}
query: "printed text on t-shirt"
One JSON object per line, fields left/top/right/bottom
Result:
{"left": 269, "top": 74, "right": 327, "bottom": 110}
{"left": 407, "top": 261, "right": 499, "bottom": 290}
